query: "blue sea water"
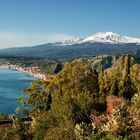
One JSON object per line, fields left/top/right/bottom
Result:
{"left": 0, "top": 69, "right": 36, "bottom": 115}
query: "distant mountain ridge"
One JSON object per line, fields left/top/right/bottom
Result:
{"left": 0, "top": 32, "right": 140, "bottom": 60}
{"left": 60, "top": 32, "right": 140, "bottom": 45}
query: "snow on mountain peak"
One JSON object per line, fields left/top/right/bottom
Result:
{"left": 61, "top": 32, "right": 140, "bottom": 45}
{"left": 81, "top": 32, "right": 140, "bottom": 44}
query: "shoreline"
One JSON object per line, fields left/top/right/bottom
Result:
{"left": 0, "top": 64, "right": 46, "bottom": 80}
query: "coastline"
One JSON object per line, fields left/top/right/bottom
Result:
{"left": 0, "top": 67, "right": 37, "bottom": 115}
{"left": 0, "top": 64, "right": 46, "bottom": 80}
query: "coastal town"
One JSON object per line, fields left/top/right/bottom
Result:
{"left": 0, "top": 62, "right": 46, "bottom": 80}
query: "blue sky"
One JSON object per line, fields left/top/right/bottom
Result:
{"left": 0, "top": 0, "right": 140, "bottom": 48}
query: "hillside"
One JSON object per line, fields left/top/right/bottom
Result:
{"left": 0, "top": 32, "right": 140, "bottom": 60}
{"left": 0, "top": 54, "right": 140, "bottom": 140}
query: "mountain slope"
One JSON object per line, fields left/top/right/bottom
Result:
{"left": 0, "top": 32, "right": 140, "bottom": 60}
{"left": 61, "top": 32, "right": 140, "bottom": 45}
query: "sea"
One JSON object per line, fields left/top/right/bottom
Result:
{"left": 0, "top": 69, "right": 37, "bottom": 115}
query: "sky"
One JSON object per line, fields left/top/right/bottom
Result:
{"left": 0, "top": 0, "right": 140, "bottom": 48}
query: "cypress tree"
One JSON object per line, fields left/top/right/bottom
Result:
{"left": 110, "top": 80, "right": 119, "bottom": 96}
{"left": 120, "top": 55, "right": 134, "bottom": 100}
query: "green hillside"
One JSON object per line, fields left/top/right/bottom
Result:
{"left": 0, "top": 54, "right": 140, "bottom": 140}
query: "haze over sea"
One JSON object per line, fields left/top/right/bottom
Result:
{"left": 0, "top": 69, "right": 36, "bottom": 115}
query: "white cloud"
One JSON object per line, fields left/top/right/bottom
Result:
{"left": 0, "top": 32, "right": 75, "bottom": 49}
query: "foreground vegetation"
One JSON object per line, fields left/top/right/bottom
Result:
{"left": 0, "top": 54, "right": 140, "bottom": 140}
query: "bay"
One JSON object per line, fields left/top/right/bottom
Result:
{"left": 0, "top": 69, "right": 36, "bottom": 115}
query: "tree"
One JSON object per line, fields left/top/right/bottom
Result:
{"left": 119, "top": 55, "right": 134, "bottom": 100}
{"left": 110, "top": 80, "right": 119, "bottom": 96}
{"left": 55, "top": 58, "right": 99, "bottom": 98}
{"left": 18, "top": 79, "right": 53, "bottom": 116}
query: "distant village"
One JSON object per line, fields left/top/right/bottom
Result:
{"left": 0, "top": 62, "right": 46, "bottom": 80}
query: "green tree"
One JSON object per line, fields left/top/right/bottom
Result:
{"left": 110, "top": 80, "right": 119, "bottom": 96}
{"left": 55, "top": 58, "right": 99, "bottom": 98}
{"left": 119, "top": 55, "right": 134, "bottom": 100}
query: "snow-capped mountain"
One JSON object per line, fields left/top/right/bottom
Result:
{"left": 61, "top": 32, "right": 140, "bottom": 45}
{"left": 0, "top": 32, "right": 140, "bottom": 59}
